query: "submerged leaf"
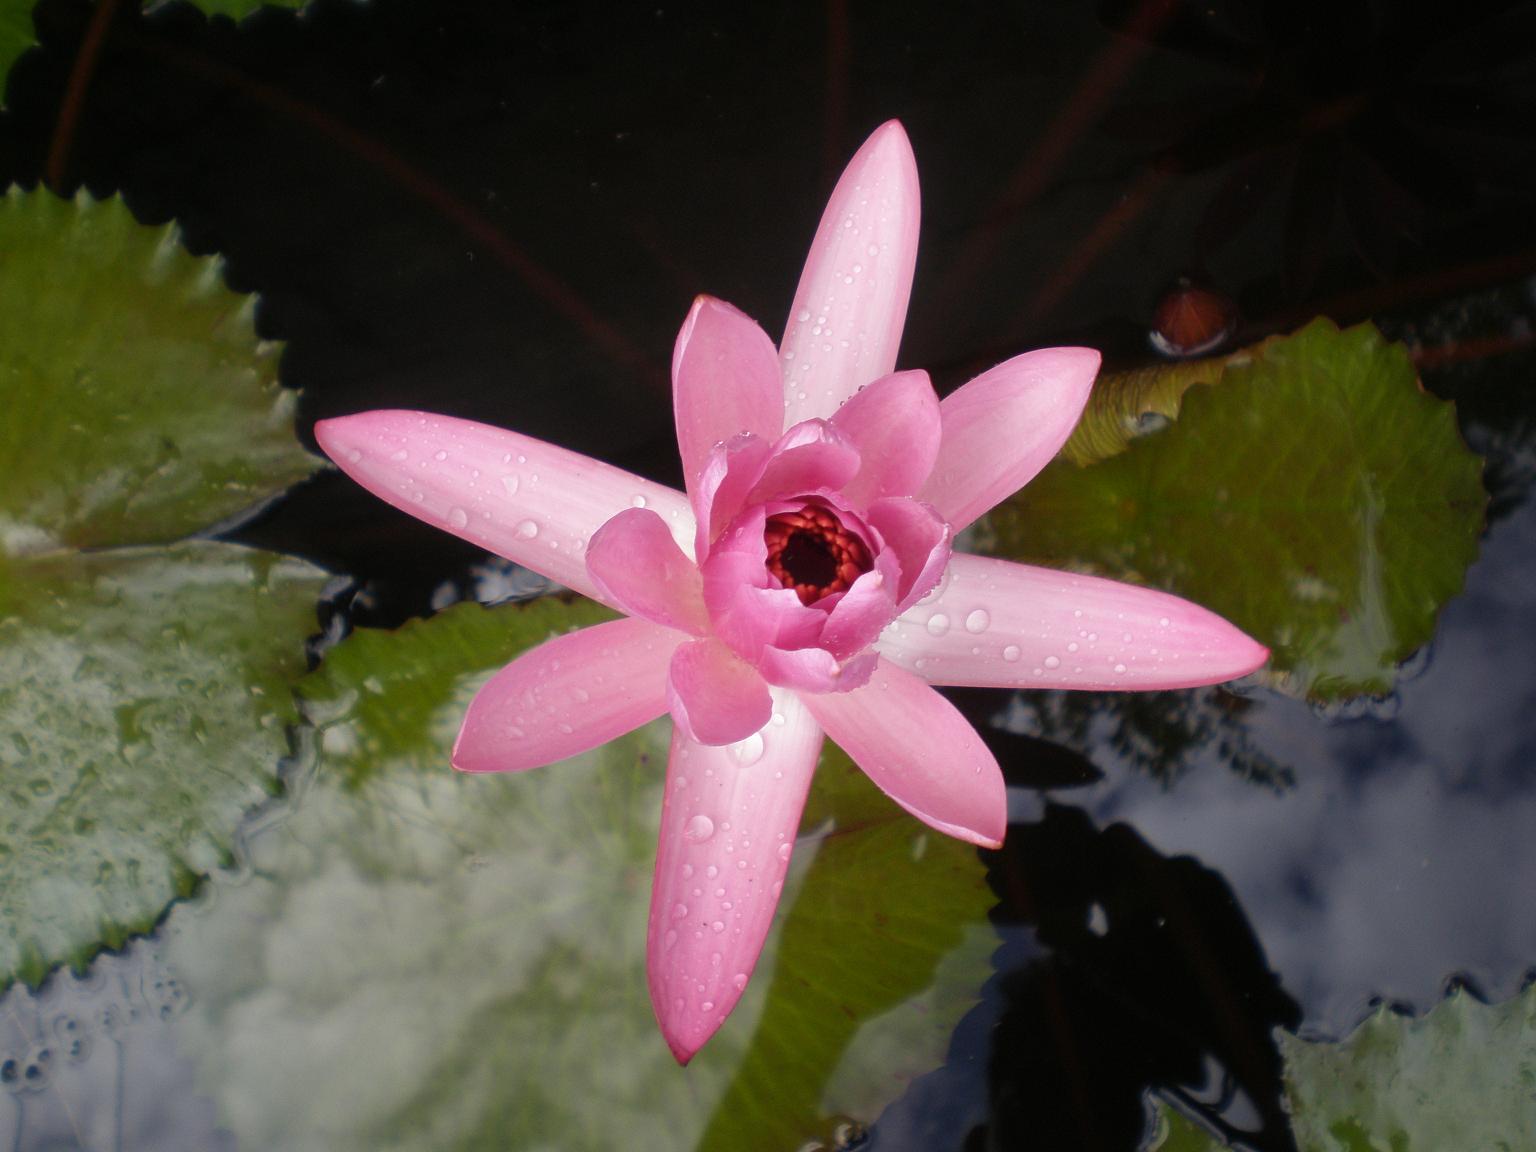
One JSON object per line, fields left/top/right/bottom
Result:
{"left": 0, "top": 188, "right": 325, "bottom": 988}
{"left": 1146, "top": 984, "right": 1536, "bottom": 1150}
{"left": 989, "top": 319, "right": 1486, "bottom": 700}
{"left": 163, "top": 597, "right": 993, "bottom": 1152}
{"left": 0, "top": 543, "right": 322, "bottom": 986}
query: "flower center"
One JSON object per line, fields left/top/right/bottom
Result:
{"left": 763, "top": 505, "right": 872, "bottom": 606}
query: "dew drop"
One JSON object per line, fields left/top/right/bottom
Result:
{"left": 706, "top": 865, "right": 718, "bottom": 879}
{"left": 701, "top": 1000, "right": 715, "bottom": 1012}
{"left": 684, "top": 814, "right": 715, "bottom": 843}
{"left": 732, "top": 973, "right": 748, "bottom": 991}
{"left": 515, "top": 519, "right": 539, "bottom": 539}
{"left": 777, "top": 842, "right": 792, "bottom": 861}
{"left": 926, "top": 613, "right": 951, "bottom": 637}
{"left": 502, "top": 473, "right": 520, "bottom": 496}
{"left": 1067, "top": 642, "right": 1079, "bottom": 653}
{"left": 964, "top": 609, "right": 990, "bottom": 633}
{"left": 1044, "top": 655, "right": 1061, "bottom": 669}
{"left": 447, "top": 506, "right": 469, "bottom": 529}
{"left": 710, "top": 921, "right": 725, "bottom": 933}
{"left": 632, "top": 494, "right": 648, "bottom": 508}
{"left": 672, "top": 903, "right": 688, "bottom": 920}
{"left": 344, "top": 447, "right": 362, "bottom": 463}
{"left": 1002, "top": 644, "right": 1021, "bottom": 662}
{"left": 390, "top": 448, "right": 409, "bottom": 462}
{"left": 433, "top": 449, "right": 448, "bottom": 462}
{"left": 733, "top": 732, "right": 765, "bottom": 766}
{"left": 1114, "top": 663, "right": 1127, "bottom": 674}
{"left": 1158, "top": 616, "right": 1170, "bottom": 627}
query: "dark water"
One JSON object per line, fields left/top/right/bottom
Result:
{"left": 4, "top": 1, "right": 1536, "bottom": 1148}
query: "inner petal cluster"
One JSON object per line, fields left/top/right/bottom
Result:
{"left": 764, "top": 503, "right": 873, "bottom": 605}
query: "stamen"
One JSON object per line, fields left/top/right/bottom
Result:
{"left": 764, "top": 505, "right": 873, "bottom": 606}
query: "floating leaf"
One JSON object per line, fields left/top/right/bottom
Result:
{"left": 0, "top": 189, "right": 316, "bottom": 552}
{"left": 0, "top": 0, "right": 32, "bottom": 96}
{"left": 1146, "top": 985, "right": 1536, "bottom": 1150}
{"left": 163, "top": 597, "right": 993, "bottom": 1152}
{"left": 989, "top": 319, "right": 1486, "bottom": 700}
{"left": 0, "top": 188, "right": 325, "bottom": 988}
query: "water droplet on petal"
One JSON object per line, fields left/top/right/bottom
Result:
{"left": 1044, "top": 655, "right": 1061, "bottom": 669}
{"left": 710, "top": 921, "right": 725, "bottom": 933}
{"left": 777, "top": 842, "right": 792, "bottom": 862}
{"left": 1002, "top": 645, "right": 1021, "bottom": 662}
{"left": 926, "top": 613, "right": 951, "bottom": 637}
{"left": 964, "top": 609, "right": 990, "bottom": 633}
{"left": 632, "top": 494, "right": 648, "bottom": 508}
{"left": 1114, "top": 663, "right": 1127, "bottom": 674}
{"left": 433, "top": 449, "right": 448, "bottom": 461}
{"left": 502, "top": 473, "right": 520, "bottom": 495}
{"left": 733, "top": 732, "right": 765, "bottom": 765}
{"left": 672, "top": 903, "right": 688, "bottom": 920}
{"left": 733, "top": 973, "right": 748, "bottom": 991}
{"left": 515, "top": 520, "right": 539, "bottom": 539}
{"left": 684, "top": 815, "right": 715, "bottom": 843}
{"left": 447, "top": 506, "right": 469, "bottom": 529}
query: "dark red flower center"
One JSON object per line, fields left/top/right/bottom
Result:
{"left": 764, "top": 505, "right": 872, "bottom": 606}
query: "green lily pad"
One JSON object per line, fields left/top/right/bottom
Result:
{"left": 1146, "top": 984, "right": 1536, "bottom": 1150}
{"left": 148, "top": 0, "right": 306, "bottom": 18}
{"left": 162, "top": 597, "right": 994, "bottom": 1152}
{"left": 0, "top": 1, "right": 32, "bottom": 96}
{"left": 989, "top": 319, "right": 1486, "bottom": 700}
{"left": 0, "top": 188, "right": 325, "bottom": 989}
{"left": 0, "top": 188, "right": 316, "bottom": 553}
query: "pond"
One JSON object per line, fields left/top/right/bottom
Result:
{"left": 2, "top": 2, "right": 1534, "bottom": 1149}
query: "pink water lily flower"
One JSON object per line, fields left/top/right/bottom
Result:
{"left": 316, "top": 121, "right": 1267, "bottom": 1063}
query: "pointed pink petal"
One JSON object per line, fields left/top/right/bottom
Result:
{"left": 316, "top": 411, "right": 694, "bottom": 607}
{"left": 673, "top": 296, "right": 786, "bottom": 504}
{"left": 668, "top": 637, "right": 774, "bottom": 746}
{"left": 587, "top": 508, "right": 709, "bottom": 635}
{"left": 828, "top": 369, "right": 942, "bottom": 505}
{"left": 918, "top": 347, "right": 1101, "bottom": 531}
{"left": 878, "top": 553, "right": 1270, "bottom": 690}
{"left": 864, "top": 496, "right": 951, "bottom": 609}
{"left": 452, "top": 617, "right": 678, "bottom": 773}
{"left": 649, "top": 688, "right": 825, "bottom": 1063}
{"left": 780, "top": 121, "right": 921, "bottom": 426}
{"left": 802, "top": 658, "right": 1005, "bottom": 848}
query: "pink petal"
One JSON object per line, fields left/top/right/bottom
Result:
{"left": 878, "top": 553, "right": 1270, "bottom": 690}
{"left": 701, "top": 507, "right": 828, "bottom": 657}
{"left": 828, "top": 369, "right": 942, "bottom": 505}
{"left": 918, "top": 347, "right": 1101, "bottom": 531}
{"left": 817, "top": 567, "right": 897, "bottom": 659}
{"left": 668, "top": 637, "right": 774, "bottom": 746}
{"left": 452, "top": 617, "right": 678, "bottom": 773}
{"left": 756, "top": 645, "right": 876, "bottom": 694}
{"left": 802, "top": 658, "right": 1005, "bottom": 848}
{"left": 587, "top": 508, "right": 709, "bottom": 635}
{"left": 316, "top": 411, "right": 694, "bottom": 607}
{"left": 648, "top": 688, "right": 825, "bottom": 1063}
{"left": 672, "top": 296, "right": 786, "bottom": 504}
{"left": 748, "top": 420, "right": 861, "bottom": 503}
{"left": 779, "top": 121, "right": 921, "bottom": 426}
{"left": 864, "top": 496, "right": 951, "bottom": 608}
{"left": 694, "top": 433, "right": 772, "bottom": 556}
